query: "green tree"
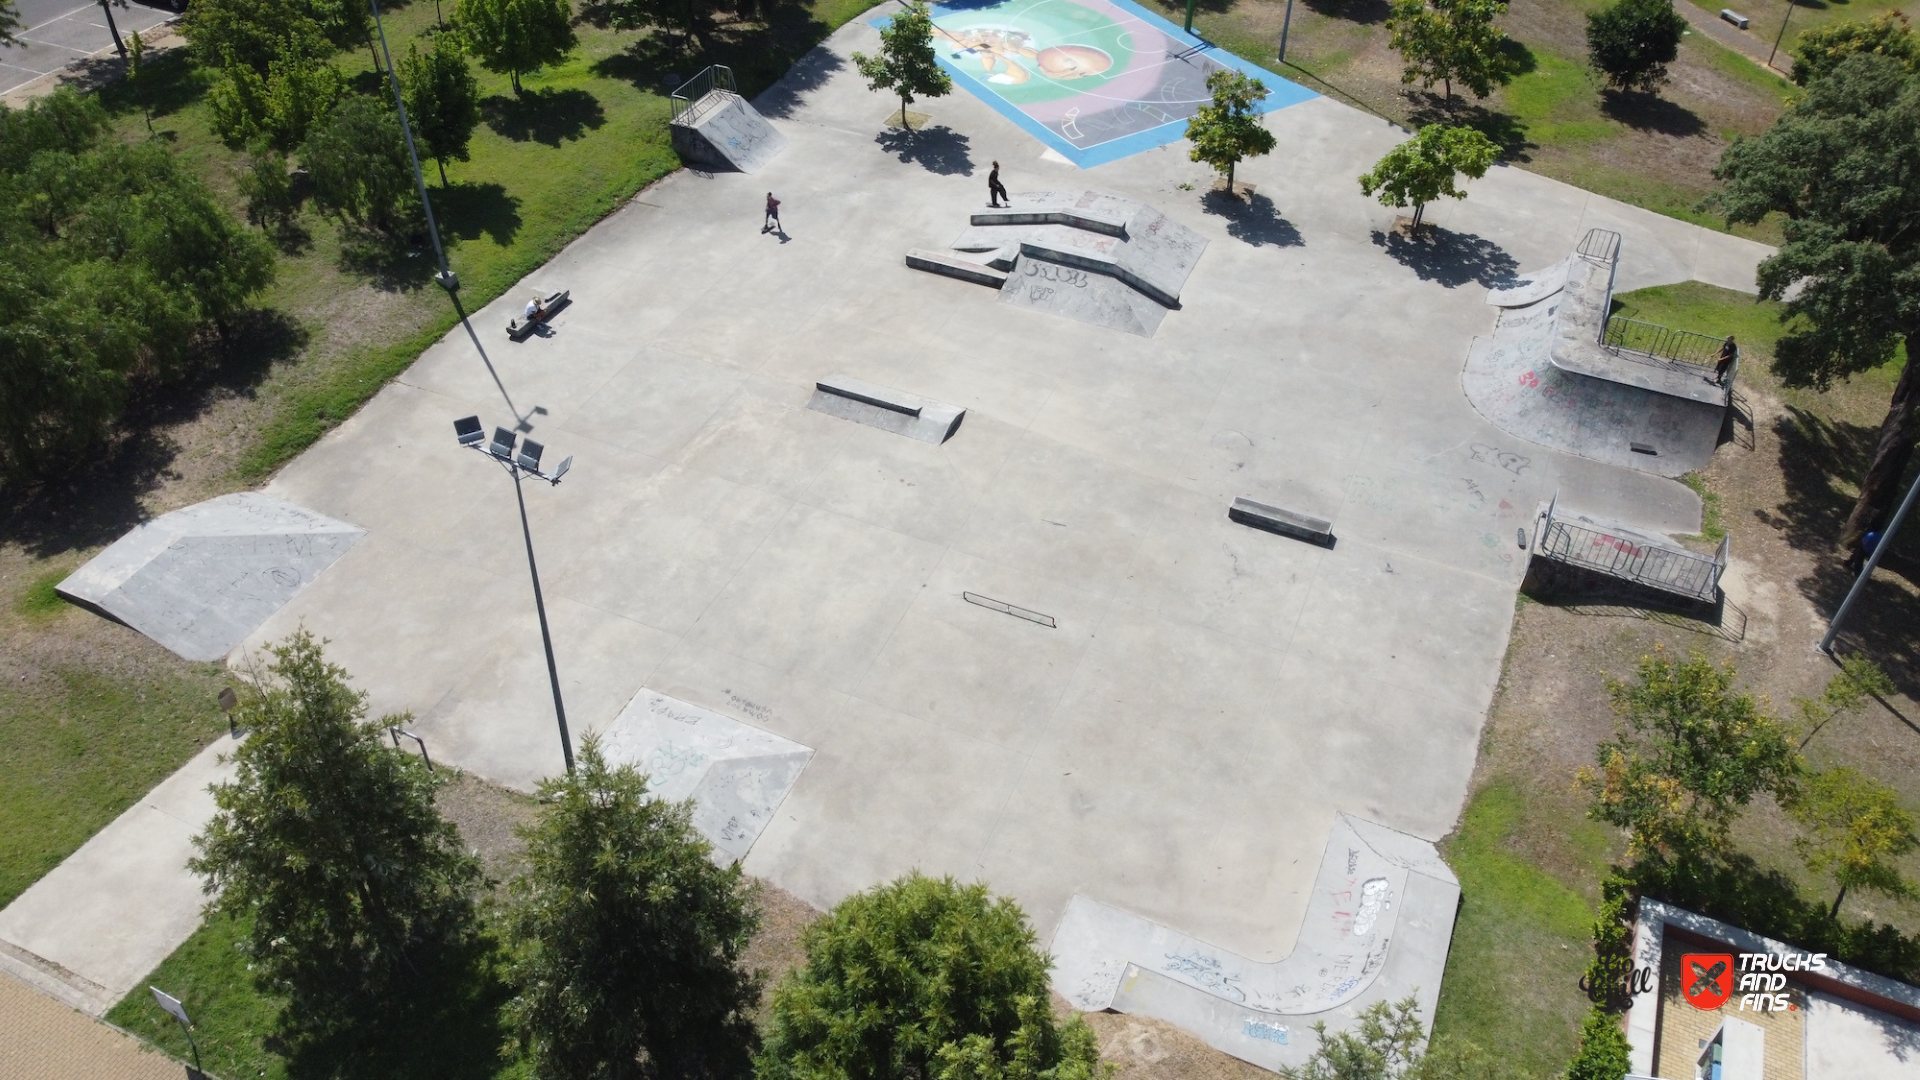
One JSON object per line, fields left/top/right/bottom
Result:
{"left": 1586, "top": 0, "right": 1687, "bottom": 94}
{"left": 1185, "top": 68, "right": 1277, "bottom": 193}
{"left": 1562, "top": 1008, "right": 1632, "bottom": 1080}
{"left": 1577, "top": 649, "right": 1799, "bottom": 861}
{"left": 238, "top": 147, "right": 301, "bottom": 235}
{"left": 209, "top": 47, "right": 345, "bottom": 149}
{"left": 402, "top": 40, "right": 482, "bottom": 185}
{"left": 302, "top": 95, "right": 418, "bottom": 233}
{"left": 579, "top": 0, "right": 724, "bottom": 54}
{"left": 1386, "top": 0, "right": 1519, "bottom": 103}
{"left": 757, "top": 873, "right": 1104, "bottom": 1080}
{"left": 1793, "top": 11, "right": 1919, "bottom": 87}
{"left": 1278, "top": 995, "right": 1517, "bottom": 1080}
{"left": 458, "top": 0, "right": 577, "bottom": 95}
{"left": 1788, "top": 766, "right": 1920, "bottom": 920}
{"left": 852, "top": 2, "right": 951, "bottom": 131}
{"left": 182, "top": 0, "right": 330, "bottom": 76}
{"left": 1357, "top": 123, "right": 1499, "bottom": 228}
{"left": 189, "top": 631, "right": 481, "bottom": 1037}
{"left": 1713, "top": 54, "right": 1920, "bottom": 548}
{"left": 126, "top": 30, "right": 151, "bottom": 132}
{"left": 0, "top": 0, "right": 21, "bottom": 44}
{"left": 1795, "top": 654, "right": 1895, "bottom": 747}
{"left": 507, "top": 736, "right": 761, "bottom": 1080}
{"left": 0, "top": 90, "right": 273, "bottom": 477}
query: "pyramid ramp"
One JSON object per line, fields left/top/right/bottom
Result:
{"left": 598, "top": 689, "right": 812, "bottom": 864}
{"left": 1051, "top": 814, "right": 1459, "bottom": 1073}
{"left": 670, "top": 90, "right": 785, "bottom": 173}
{"left": 56, "top": 493, "right": 364, "bottom": 662}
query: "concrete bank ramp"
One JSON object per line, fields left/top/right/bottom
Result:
{"left": 599, "top": 689, "right": 813, "bottom": 864}
{"left": 56, "top": 493, "right": 364, "bottom": 662}
{"left": 1051, "top": 814, "right": 1459, "bottom": 1072}
{"left": 669, "top": 90, "right": 786, "bottom": 174}
{"left": 1463, "top": 232, "right": 1729, "bottom": 478}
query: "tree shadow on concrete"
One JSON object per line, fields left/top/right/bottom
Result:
{"left": 874, "top": 124, "right": 975, "bottom": 176}
{"left": 481, "top": 88, "right": 606, "bottom": 147}
{"left": 1370, "top": 226, "right": 1518, "bottom": 288}
{"left": 1600, "top": 90, "right": 1708, "bottom": 138}
{"left": 1758, "top": 405, "right": 1920, "bottom": 696}
{"left": 1201, "top": 189, "right": 1304, "bottom": 247}
{"left": 0, "top": 310, "right": 310, "bottom": 557}
{"left": 434, "top": 181, "right": 523, "bottom": 247}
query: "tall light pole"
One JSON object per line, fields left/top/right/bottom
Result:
{"left": 1277, "top": 0, "right": 1297, "bottom": 63}
{"left": 1820, "top": 468, "right": 1920, "bottom": 653}
{"left": 370, "top": 0, "right": 456, "bottom": 295}
{"left": 454, "top": 417, "right": 577, "bottom": 773}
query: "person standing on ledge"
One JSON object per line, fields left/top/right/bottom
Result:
{"left": 1715, "top": 335, "right": 1738, "bottom": 385}
{"left": 764, "top": 192, "right": 782, "bottom": 233}
{"left": 988, "top": 161, "right": 1009, "bottom": 208}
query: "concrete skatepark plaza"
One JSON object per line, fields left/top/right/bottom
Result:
{"left": 9, "top": 4, "right": 1775, "bottom": 1063}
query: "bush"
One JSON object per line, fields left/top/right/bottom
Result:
{"left": 1587, "top": 0, "right": 1687, "bottom": 94}
{"left": 1563, "top": 1008, "right": 1631, "bottom": 1080}
{"left": 208, "top": 47, "right": 344, "bottom": 149}
{"left": 757, "top": 873, "right": 1104, "bottom": 1080}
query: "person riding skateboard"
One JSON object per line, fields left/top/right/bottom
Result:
{"left": 988, "top": 161, "right": 1009, "bottom": 208}
{"left": 764, "top": 192, "right": 782, "bottom": 233}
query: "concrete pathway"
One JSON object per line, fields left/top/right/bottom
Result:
{"left": 0, "top": 973, "right": 179, "bottom": 1080}
{"left": 0, "top": 737, "right": 235, "bottom": 1017}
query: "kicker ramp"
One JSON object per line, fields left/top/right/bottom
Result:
{"left": 598, "top": 689, "right": 813, "bottom": 865}
{"left": 669, "top": 90, "right": 786, "bottom": 174}
{"left": 1051, "top": 814, "right": 1460, "bottom": 1072}
{"left": 1463, "top": 231, "right": 1730, "bottom": 477}
{"left": 56, "top": 493, "right": 364, "bottom": 662}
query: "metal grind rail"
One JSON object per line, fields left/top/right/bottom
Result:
{"left": 1534, "top": 495, "right": 1728, "bottom": 603}
{"left": 670, "top": 65, "right": 739, "bottom": 126}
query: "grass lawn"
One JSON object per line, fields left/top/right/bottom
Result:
{"left": 0, "top": 648, "right": 228, "bottom": 909}
{"left": 1143, "top": 0, "right": 1794, "bottom": 242}
{"left": 1433, "top": 782, "right": 1607, "bottom": 1078}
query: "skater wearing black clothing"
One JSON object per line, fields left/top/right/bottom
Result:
{"left": 1715, "top": 335, "right": 1737, "bottom": 385}
{"left": 988, "top": 161, "right": 1009, "bottom": 208}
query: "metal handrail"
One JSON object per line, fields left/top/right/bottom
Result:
{"left": 670, "top": 65, "right": 738, "bottom": 124}
{"left": 1601, "top": 315, "right": 1726, "bottom": 369}
{"left": 1576, "top": 228, "right": 1621, "bottom": 264}
{"left": 1533, "top": 495, "right": 1727, "bottom": 602}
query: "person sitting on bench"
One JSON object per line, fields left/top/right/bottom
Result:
{"left": 525, "top": 293, "right": 547, "bottom": 323}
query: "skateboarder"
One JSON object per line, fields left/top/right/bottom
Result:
{"left": 1715, "top": 335, "right": 1737, "bottom": 385}
{"left": 988, "top": 161, "right": 1009, "bottom": 207}
{"left": 764, "top": 192, "right": 781, "bottom": 233}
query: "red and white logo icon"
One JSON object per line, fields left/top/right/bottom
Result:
{"left": 1683, "top": 953, "right": 1734, "bottom": 1011}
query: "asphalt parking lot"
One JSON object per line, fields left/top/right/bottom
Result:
{"left": 1, "top": 0, "right": 173, "bottom": 97}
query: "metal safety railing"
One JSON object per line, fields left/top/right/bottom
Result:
{"left": 1534, "top": 494, "right": 1727, "bottom": 602}
{"left": 1601, "top": 315, "right": 1727, "bottom": 371}
{"left": 1576, "top": 227, "right": 1621, "bottom": 265}
{"left": 670, "top": 65, "right": 738, "bottom": 125}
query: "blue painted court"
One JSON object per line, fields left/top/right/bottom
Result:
{"left": 883, "top": 0, "right": 1315, "bottom": 168}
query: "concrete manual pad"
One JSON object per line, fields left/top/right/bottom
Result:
{"left": 1051, "top": 814, "right": 1459, "bottom": 1071}
{"left": 56, "top": 493, "right": 364, "bottom": 662}
{"left": 598, "top": 689, "right": 813, "bottom": 864}
{"left": 999, "top": 255, "right": 1169, "bottom": 336}
{"left": 809, "top": 375, "right": 967, "bottom": 442}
